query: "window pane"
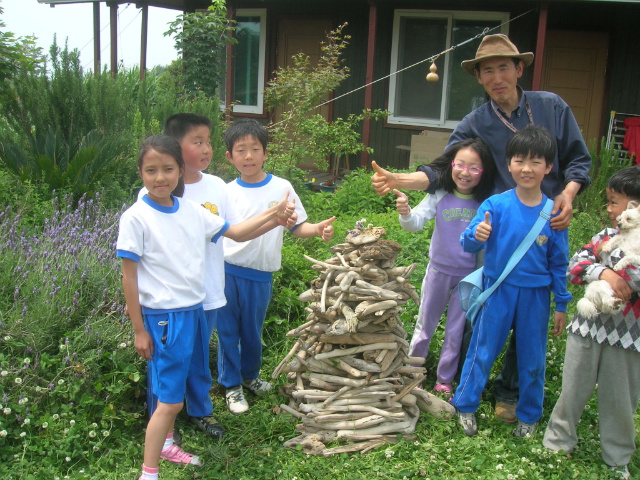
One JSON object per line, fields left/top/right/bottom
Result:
{"left": 395, "top": 17, "right": 447, "bottom": 120}
{"left": 446, "top": 19, "right": 501, "bottom": 121}
{"left": 234, "top": 16, "right": 261, "bottom": 106}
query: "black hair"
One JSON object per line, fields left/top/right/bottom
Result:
{"left": 163, "top": 113, "right": 212, "bottom": 143}
{"left": 224, "top": 119, "right": 268, "bottom": 152}
{"left": 430, "top": 137, "right": 497, "bottom": 202}
{"left": 506, "top": 125, "right": 556, "bottom": 166}
{"left": 608, "top": 165, "right": 640, "bottom": 200}
{"left": 137, "top": 135, "right": 185, "bottom": 197}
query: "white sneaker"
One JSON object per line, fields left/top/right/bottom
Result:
{"left": 609, "top": 465, "right": 630, "bottom": 480}
{"left": 242, "top": 377, "right": 272, "bottom": 396}
{"left": 225, "top": 386, "right": 248, "bottom": 414}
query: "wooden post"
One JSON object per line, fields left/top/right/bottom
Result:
{"left": 93, "top": 1, "right": 101, "bottom": 75}
{"left": 139, "top": 4, "right": 148, "bottom": 80}
{"left": 109, "top": 2, "right": 118, "bottom": 78}
{"left": 360, "top": 2, "right": 377, "bottom": 168}
{"left": 531, "top": 3, "right": 548, "bottom": 91}
{"left": 225, "top": 6, "right": 237, "bottom": 122}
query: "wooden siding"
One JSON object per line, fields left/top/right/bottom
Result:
{"left": 227, "top": 0, "right": 640, "bottom": 169}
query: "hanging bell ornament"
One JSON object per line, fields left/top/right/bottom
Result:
{"left": 426, "top": 62, "right": 439, "bottom": 83}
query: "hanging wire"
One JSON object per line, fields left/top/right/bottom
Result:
{"left": 313, "top": 9, "right": 535, "bottom": 111}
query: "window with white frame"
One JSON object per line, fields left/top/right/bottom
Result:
{"left": 388, "top": 10, "right": 509, "bottom": 128}
{"left": 231, "top": 9, "right": 266, "bottom": 114}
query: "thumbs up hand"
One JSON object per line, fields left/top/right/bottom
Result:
{"left": 475, "top": 211, "right": 492, "bottom": 242}
{"left": 393, "top": 189, "right": 410, "bottom": 216}
{"left": 370, "top": 161, "right": 397, "bottom": 196}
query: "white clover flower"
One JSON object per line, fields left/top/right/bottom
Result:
{"left": 34, "top": 386, "right": 42, "bottom": 393}
{"left": 519, "top": 469, "right": 525, "bottom": 475}
{"left": 59, "top": 344, "right": 65, "bottom": 350}
{"left": 52, "top": 414, "right": 59, "bottom": 420}
{"left": 0, "top": 430, "right": 7, "bottom": 437}
{"left": 93, "top": 445, "right": 99, "bottom": 451}
{"left": 19, "top": 432, "right": 26, "bottom": 437}
{"left": 3, "top": 407, "right": 11, "bottom": 415}
{"left": 65, "top": 457, "right": 71, "bottom": 462}
{"left": 23, "top": 358, "right": 31, "bottom": 365}
{"left": 278, "top": 435, "right": 284, "bottom": 442}
{"left": 4, "top": 336, "right": 10, "bottom": 341}
{"left": 57, "top": 379, "right": 64, "bottom": 385}
{"left": 118, "top": 342, "right": 127, "bottom": 349}
{"left": 63, "top": 428, "right": 69, "bottom": 435}
{"left": 552, "top": 376, "right": 558, "bottom": 381}
{"left": 385, "top": 447, "right": 395, "bottom": 458}
{"left": 89, "top": 430, "right": 96, "bottom": 438}
{"left": 15, "top": 377, "right": 22, "bottom": 384}
{"left": 1, "top": 370, "right": 8, "bottom": 377}
{"left": 69, "top": 420, "right": 75, "bottom": 426}
{"left": 91, "top": 422, "right": 98, "bottom": 428}
{"left": 23, "top": 418, "right": 30, "bottom": 425}
{"left": 507, "top": 475, "right": 514, "bottom": 480}
{"left": 496, "top": 464, "right": 504, "bottom": 470}
{"left": 414, "top": 440, "right": 420, "bottom": 446}
{"left": 102, "top": 430, "right": 109, "bottom": 437}
{"left": 42, "top": 422, "right": 48, "bottom": 429}
{"left": 18, "top": 398, "right": 28, "bottom": 405}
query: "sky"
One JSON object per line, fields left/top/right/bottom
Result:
{"left": 2, "top": 0, "right": 181, "bottom": 71}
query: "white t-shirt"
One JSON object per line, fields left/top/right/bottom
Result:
{"left": 117, "top": 195, "right": 229, "bottom": 310}
{"left": 224, "top": 174, "right": 307, "bottom": 272}
{"left": 139, "top": 174, "right": 228, "bottom": 310}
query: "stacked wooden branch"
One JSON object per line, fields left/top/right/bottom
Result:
{"left": 273, "top": 220, "right": 454, "bottom": 456}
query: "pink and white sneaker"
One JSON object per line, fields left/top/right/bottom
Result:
{"left": 160, "top": 444, "right": 203, "bottom": 466}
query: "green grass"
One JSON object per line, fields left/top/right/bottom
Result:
{"left": 1, "top": 171, "right": 638, "bottom": 479}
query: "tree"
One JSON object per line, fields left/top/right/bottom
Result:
{"left": 165, "top": 0, "right": 235, "bottom": 98}
{"left": 0, "top": 1, "right": 43, "bottom": 103}
{"left": 264, "top": 23, "right": 387, "bottom": 173}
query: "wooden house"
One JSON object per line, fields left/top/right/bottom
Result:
{"left": 39, "top": 0, "right": 640, "bottom": 169}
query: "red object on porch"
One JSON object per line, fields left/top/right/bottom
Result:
{"left": 623, "top": 117, "right": 640, "bottom": 164}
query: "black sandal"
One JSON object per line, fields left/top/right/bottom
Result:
{"left": 189, "top": 415, "right": 225, "bottom": 439}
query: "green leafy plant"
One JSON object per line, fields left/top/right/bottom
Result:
{"left": 264, "top": 23, "right": 388, "bottom": 173}
{"left": 0, "top": 128, "right": 129, "bottom": 200}
{"left": 165, "top": 0, "right": 235, "bottom": 98}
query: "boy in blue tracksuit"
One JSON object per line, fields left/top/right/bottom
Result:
{"left": 452, "top": 125, "right": 572, "bottom": 437}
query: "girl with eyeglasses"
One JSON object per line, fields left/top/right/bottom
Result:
{"left": 393, "top": 138, "right": 496, "bottom": 398}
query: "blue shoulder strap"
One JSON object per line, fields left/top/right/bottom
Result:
{"left": 475, "top": 198, "right": 553, "bottom": 305}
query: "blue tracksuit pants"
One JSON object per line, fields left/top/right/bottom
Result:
{"left": 452, "top": 282, "right": 550, "bottom": 424}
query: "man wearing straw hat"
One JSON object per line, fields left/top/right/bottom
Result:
{"left": 371, "top": 33, "right": 591, "bottom": 424}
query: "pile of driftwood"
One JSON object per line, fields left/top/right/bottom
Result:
{"left": 273, "top": 221, "right": 454, "bottom": 456}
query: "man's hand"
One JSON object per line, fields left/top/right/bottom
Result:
{"left": 475, "top": 212, "right": 492, "bottom": 242}
{"left": 134, "top": 329, "right": 154, "bottom": 361}
{"left": 317, "top": 216, "right": 336, "bottom": 243}
{"left": 393, "top": 189, "right": 410, "bottom": 216}
{"left": 600, "top": 268, "right": 633, "bottom": 301}
{"left": 277, "top": 210, "right": 298, "bottom": 229}
{"left": 550, "top": 193, "right": 574, "bottom": 231}
{"left": 371, "top": 161, "right": 397, "bottom": 196}
{"left": 551, "top": 311, "right": 566, "bottom": 337}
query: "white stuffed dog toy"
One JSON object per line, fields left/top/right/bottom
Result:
{"left": 577, "top": 201, "right": 640, "bottom": 319}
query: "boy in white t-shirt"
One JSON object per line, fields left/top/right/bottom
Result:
{"left": 220, "top": 119, "right": 336, "bottom": 414}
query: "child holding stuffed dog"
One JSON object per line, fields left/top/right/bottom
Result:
{"left": 543, "top": 166, "right": 640, "bottom": 480}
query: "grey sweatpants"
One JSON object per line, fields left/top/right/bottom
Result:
{"left": 543, "top": 332, "right": 640, "bottom": 467}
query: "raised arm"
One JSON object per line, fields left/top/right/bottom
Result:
{"left": 223, "top": 191, "right": 294, "bottom": 241}
{"left": 370, "top": 161, "right": 430, "bottom": 196}
{"left": 292, "top": 216, "right": 336, "bottom": 242}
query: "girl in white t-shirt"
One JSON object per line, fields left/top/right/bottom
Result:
{"left": 117, "top": 135, "right": 293, "bottom": 480}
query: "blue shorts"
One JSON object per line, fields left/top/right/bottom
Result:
{"left": 144, "top": 305, "right": 210, "bottom": 405}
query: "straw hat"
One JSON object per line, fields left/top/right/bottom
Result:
{"left": 461, "top": 34, "right": 534, "bottom": 75}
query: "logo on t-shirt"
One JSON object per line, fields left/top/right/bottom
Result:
{"left": 443, "top": 208, "right": 476, "bottom": 222}
{"left": 268, "top": 200, "right": 278, "bottom": 208}
{"left": 202, "top": 202, "right": 219, "bottom": 215}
